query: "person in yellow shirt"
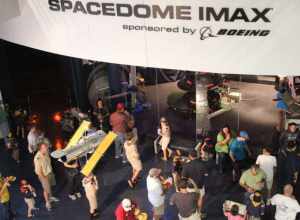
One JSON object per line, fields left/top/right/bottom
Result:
{"left": 0, "top": 175, "right": 11, "bottom": 220}
{"left": 215, "top": 125, "right": 232, "bottom": 174}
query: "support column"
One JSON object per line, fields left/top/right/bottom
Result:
{"left": 69, "top": 58, "right": 88, "bottom": 111}
{"left": 107, "top": 64, "right": 123, "bottom": 109}
{"left": 195, "top": 72, "right": 211, "bottom": 140}
{"left": 129, "top": 66, "right": 137, "bottom": 108}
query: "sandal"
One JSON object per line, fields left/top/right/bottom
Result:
{"left": 128, "top": 180, "right": 134, "bottom": 188}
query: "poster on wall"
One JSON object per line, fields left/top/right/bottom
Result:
{"left": 0, "top": 0, "right": 299, "bottom": 75}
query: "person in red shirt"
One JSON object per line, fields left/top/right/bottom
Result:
{"left": 110, "top": 103, "right": 131, "bottom": 162}
{"left": 115, "top": 198, "right": 136, "bottom": 220}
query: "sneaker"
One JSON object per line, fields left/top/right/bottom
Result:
{"left": 68, "top": 194, "right": 77, "bottom": 200}
{"left": 200, "top": 212, "right": 207, "bottom": 219}
{"left": 75, "top": 192, "right": 82, "bottom": 198}
{"left": 122, "top": 160, "right": 128, "bottom": 164}
{"left": 92, "top": 210, "right": 99, "bottom": 217}
{"left": 114, "top": 155, "right": 120, "bottom": 159}
{"left": 46, "top": 203, "right": 52, "bottom": 211}
{"left": 50, "top": 196, "right": 60, "bottom": 202}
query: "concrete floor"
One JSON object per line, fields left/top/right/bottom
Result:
{"left": 1, "top": 81, "right": 279, "bottom": 220}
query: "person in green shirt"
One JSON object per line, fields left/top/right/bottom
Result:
{"left": 239, "top": 164, "right": 266, "bottom": 193}
{"left": 215, "top": 125, "right": 232, "bottom": 174}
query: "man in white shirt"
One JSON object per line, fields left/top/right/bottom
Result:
{"left": 146, "top": 168, "right": 165, "bottom": 220}
{"left": 271, "top": 184, "right": 300, "bottom": 220}
{"left": 256, "top": 147, "right": 277, "bottom": 198}
{"left": 27, "top": 126, "right": 39, "bottom": 154}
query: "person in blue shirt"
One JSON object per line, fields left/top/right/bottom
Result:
{"left": 229, "top": 131, "right": 251, "bottom": 182}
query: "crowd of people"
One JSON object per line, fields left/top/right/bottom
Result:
{"left": 1, "top": 93, "right": 300, "bottom": 220}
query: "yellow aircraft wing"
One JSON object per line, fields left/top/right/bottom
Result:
{"left": 65, "top": 120, "right": 91, "bottom": 150}
{"left": 81, "top": 132, "right": 117, "bottom": 176}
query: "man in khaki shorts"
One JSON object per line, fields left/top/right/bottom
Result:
{"left": 34, "top": 143, "right": 59, "bottom": 211}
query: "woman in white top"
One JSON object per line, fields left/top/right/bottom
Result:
{"left": 124, "top": 131, "right": 143, "bottom": 188}
{"left": 82, "top": 173, "right": 99, "bottom": 219}
{"left": 158, "top": 117, "right": 172, "bottom": 161}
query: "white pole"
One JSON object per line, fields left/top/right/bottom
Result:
{"left": 129, "top": 66, "right": 137, "bottom": 107}
{"left": 0, "top": 89, "right": 4, "bottom": 109}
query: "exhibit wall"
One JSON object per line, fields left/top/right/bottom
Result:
{"left": 0, "top": 0, "right": 300, "bottom": 75}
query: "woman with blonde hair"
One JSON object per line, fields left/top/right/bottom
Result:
{"left": 124, "top": 131, "right": 143, "bottom": 188}
{"left": 158, "top": 117, "right": 172, "bottom": 161}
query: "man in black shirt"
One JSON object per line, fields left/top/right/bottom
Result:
{"left": 279, "top": 122, "right": 300, "bottom": 186}
{"left": 182, "top": 150, "right": 207, "bottom": 190}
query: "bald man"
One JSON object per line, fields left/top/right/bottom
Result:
{"left": 271, "top": 184, "right": 300, "bottom": 220}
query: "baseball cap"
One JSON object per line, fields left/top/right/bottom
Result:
{"left": 116, "top": 103, "right": 125, "bottom": 111}
{"left": 149, "top": 168, "right": 162, "bottom": 177}
{"left": 121, "top": 198, "right": 132, "bottom": 212}
{"left": 239, "top": 131, "right": 249, "bottom": 139}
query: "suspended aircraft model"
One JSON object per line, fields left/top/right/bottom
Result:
{"left": 51, "top": 130, "right": 107, "bottom": 163}
{"left": 51, "top": 120, "right": 117, "bottom": 176}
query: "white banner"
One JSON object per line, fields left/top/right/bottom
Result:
{"left": 0, "top": 0, "right": 299, "bottom": 75}
{"left": 0, "top": 0, "right": 20, "bottom": 22}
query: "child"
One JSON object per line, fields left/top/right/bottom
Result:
{"left": 20, "top": 179, "right": 38, "bottom": 218}
{"left": 224, "top": 204, "right": 246, "bottom": 220}
{"left": 245, "top": 191, "right": 265, "bottom": 220}
{"left": 82, "top": 173, "right": 99, "bottom": 219}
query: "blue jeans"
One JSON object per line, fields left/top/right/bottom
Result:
{"left": 216, "top": 152, "right": 227, "bottom": 173}
{"left": 114, "top": 133, "right": 125, "bottom": 159}
{"left": 0, "top": 202, "right": 9, "bottom": 220}
{"left": 286, "top": 152, "right": 297, "bottom": 183}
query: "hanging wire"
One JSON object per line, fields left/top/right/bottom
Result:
{"left": 237, "top": 74, "right": 242, "bottom": 131}
{"left": 195, "top": 72, "right": 199, "bottom": 142}
{"left": 155, "top": 68, "right": 160, "bottom": 123}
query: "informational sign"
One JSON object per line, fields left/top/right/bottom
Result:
{"left": 0, "top": 0, "right": 300, "bottom": 75}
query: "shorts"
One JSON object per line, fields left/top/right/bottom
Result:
{"left": 266, "top": 179, "right": 273, "bottom": 191}
{"left": 38, "top": 176, "right": 51, "bottom": 194}
{"left": 179, "top": 211, "right": 201, "bottom": 220}
{"left": 153, "top": 204, "right": 164, "bottom": 216}
{"left": 159, "top": 137, "right": 170, "bottom": 151}
{"left": 24, "top": 198, "right": 36, "bottom": 210}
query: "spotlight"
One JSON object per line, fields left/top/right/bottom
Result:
{"left": 53, "top": 112, "right": 62, "bottom": 123}
{"left": 54, "top": 138, "right": 64, "bottom": 150}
